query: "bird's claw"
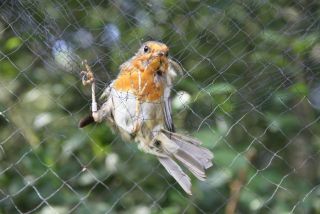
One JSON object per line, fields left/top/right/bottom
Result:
{"left": 80, "top": 71, "right": 94, "bottom": 86}
{"left": 80, "top": 60, "right": 94, "bottom": 86}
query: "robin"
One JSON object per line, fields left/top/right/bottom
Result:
{"left": 79, "top": 41, "right": 213, "bottom": 195}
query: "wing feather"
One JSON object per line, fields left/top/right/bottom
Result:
{"left": 162, "top": 91, "right": 175, "bottom": 132}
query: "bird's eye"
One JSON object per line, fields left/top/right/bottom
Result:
{"left": 143, "top": 46, "right": 149, "bottom": 53}
{"left": 165, "top": 51, "right": 169, "bottom": 57}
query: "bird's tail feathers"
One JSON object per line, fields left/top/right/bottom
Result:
{"left": 161, "top": 130, "right": 213, "bottom": 169}
{"left": 152, "top": 130, "right": 213, "bottom": 194}
{"left": 157, "top": 157, "right": 192, "bottom": 195}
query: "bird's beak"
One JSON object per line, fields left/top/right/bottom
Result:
{"left": 152, "top": 51, "right": 167, "bottom": 58}
{"left": 157, "top": 51, "right": 165, "bottom": 57}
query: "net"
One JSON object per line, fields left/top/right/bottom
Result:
{"left": 1, "top": 0, "right": 320, "bottom": 213}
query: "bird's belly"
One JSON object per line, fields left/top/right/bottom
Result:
{"left": 110, "top": 89, "right": 164, "bottom": 140}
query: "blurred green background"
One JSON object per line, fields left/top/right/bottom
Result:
{"left": 1, "top": 0, "right": 320, "bottom": 213}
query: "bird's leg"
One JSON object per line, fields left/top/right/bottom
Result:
{"left": 80, "top": 60, "right": 98, "bottom": 116}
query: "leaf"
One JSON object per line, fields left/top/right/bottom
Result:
{"left": 5, "top": 37, "right": 22, "bottom": 50}
{"left": 194, "top": 129, "right": 220, "bottom": 149}
{"left": 207, "top": 83, "right": 236, "bottom": 95}
{"left": 291, "top": 34, "right": 317, "bottom": 54}
{"left": 260, "top": 30, "right": 289, "bottom": 47}
{"left": 289, "top": 82, "right": 308, "bottom": 97}
{"left": 265, "top": 113, "right": 300, "bottom": 132}
{"left": 251, "top": 51, "right": 289, "bottom": 67}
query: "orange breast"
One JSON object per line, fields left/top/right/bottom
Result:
{"left": 113, "top": 69, "right": 164, "bottom": 102}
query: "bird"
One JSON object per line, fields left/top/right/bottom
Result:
{"left": 79, "top": 41, "right": 213, "bottom": 195}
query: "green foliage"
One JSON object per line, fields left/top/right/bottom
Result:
{"left": 1, "top": 0, "right": 320, "bottom": 213}
{"left": 4, "top": 36, "right": 22, "bottom": 51}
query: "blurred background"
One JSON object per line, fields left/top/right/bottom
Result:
{"left": 1, "top": 0, "right": 320, "bottom": 213}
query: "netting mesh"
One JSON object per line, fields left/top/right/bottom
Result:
{"left": 1, "top": 0, "right": 320, "bottom": 213}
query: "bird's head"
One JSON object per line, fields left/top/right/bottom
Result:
{"left": 134, "top": 41, "right": 170, "bottom": 82}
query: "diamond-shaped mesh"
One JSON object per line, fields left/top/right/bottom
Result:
{"left": 1, "top": 0, "right": 320, "bottom": 213}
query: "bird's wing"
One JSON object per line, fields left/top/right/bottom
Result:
{"left": 168, "top": 59, "right": 183, "bottom": 76}
{"left": 162, "top": 86, "right": 175, "bottom": 132}
{"left": 162, "top": 59, "right": 183, "bottom": 132}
